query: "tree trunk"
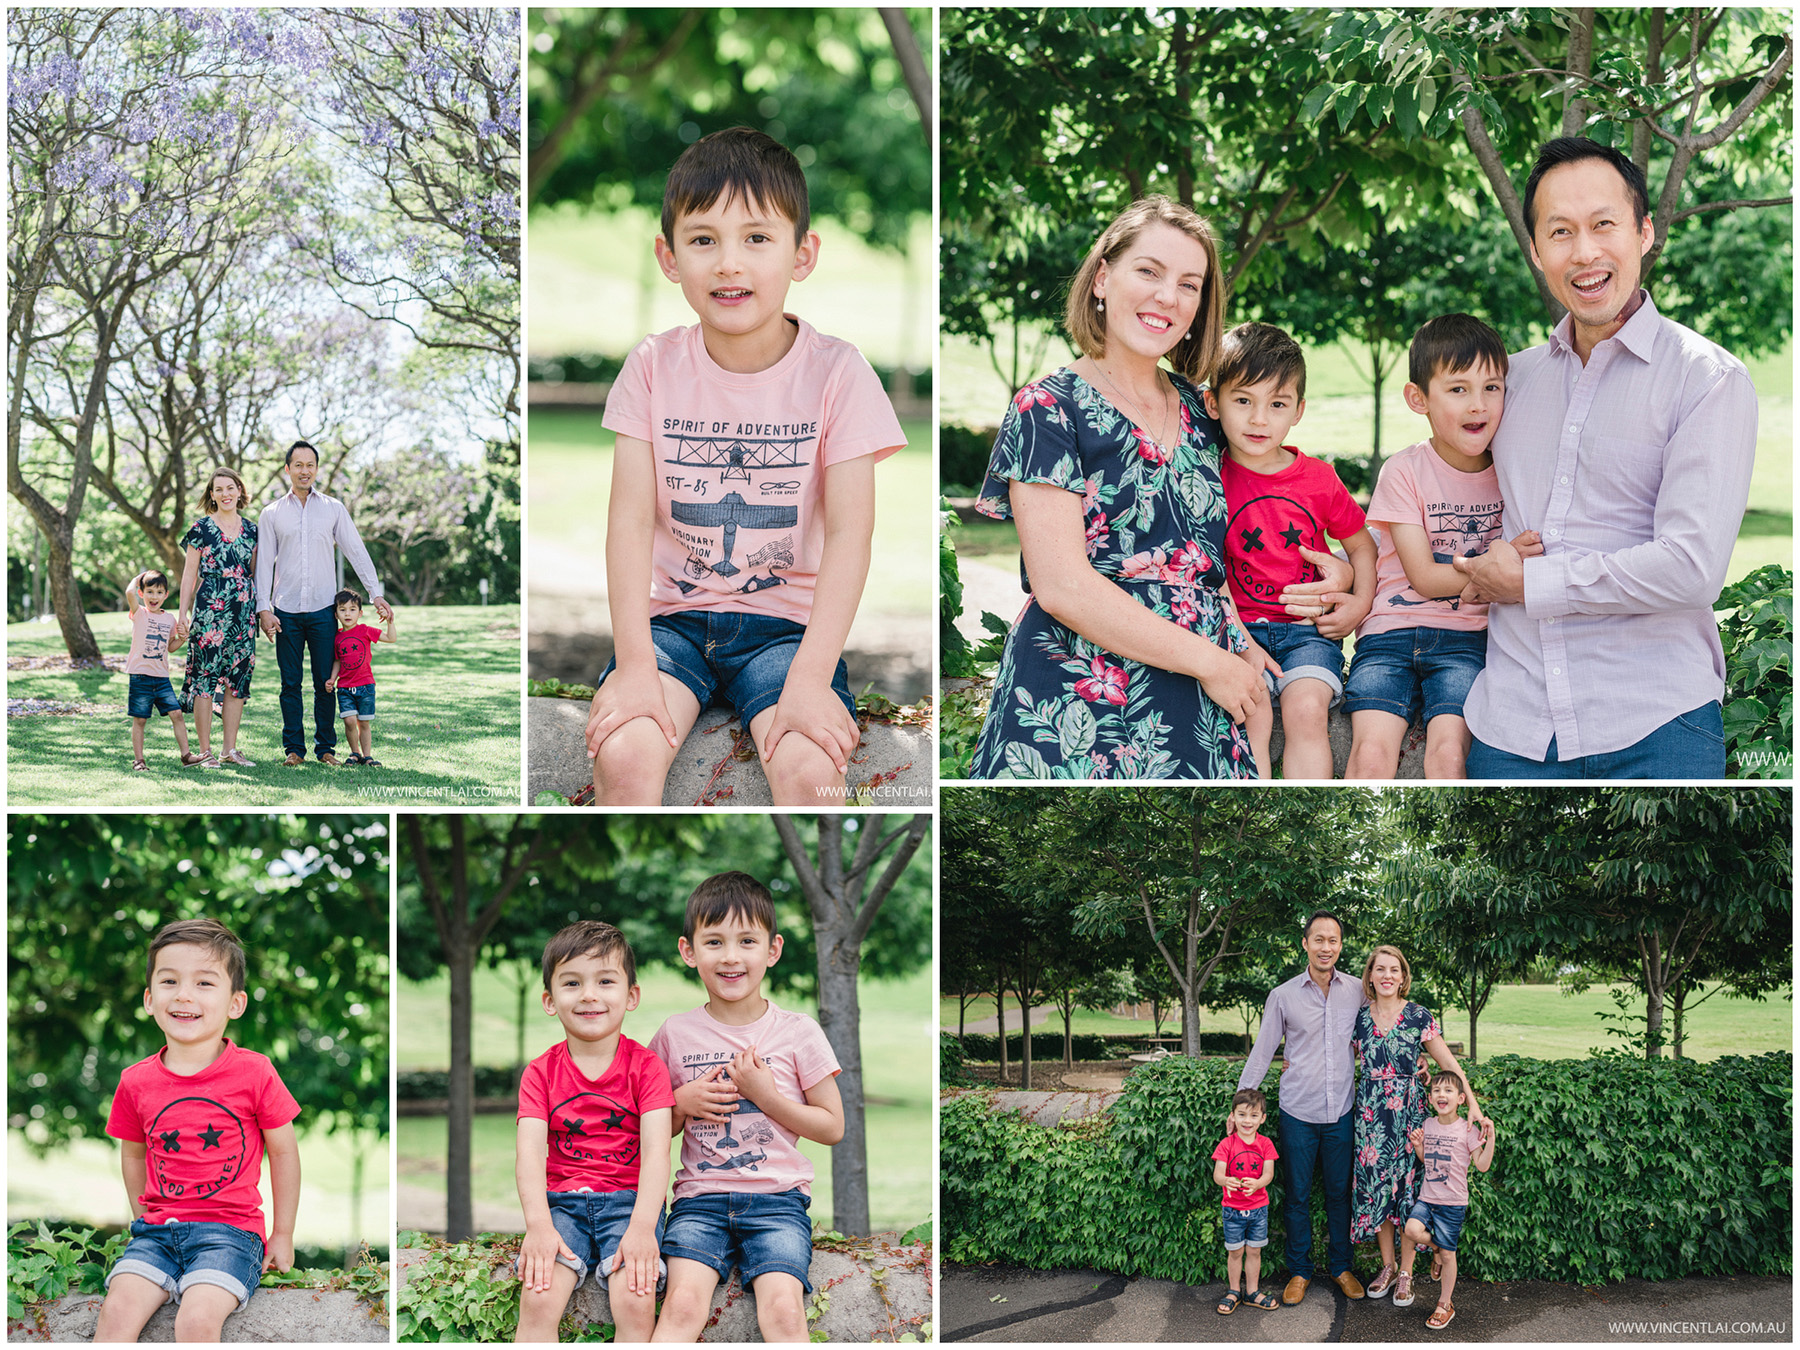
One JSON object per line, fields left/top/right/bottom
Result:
{"left": 1466, "top": 969, "right": 1479, "bottom": 1065}
{"left": 996, "top": 980, "right": 1009, "bottom": 1083}
{"left": 445, "top": 934, "right": 475, "bottom": 1240}
{"left": 1366, "top": 355, "right": 1386, "bottom": 490}
{"left": 1182, "top": 988, "right": 1202, "bottom": 1058}
{"left": 1562, "top": 9, "right": 1598, "bottom": 136}
{"left": 1641, "top": 930, "right": 1667, "bottom": 1059}
{"left": 1061, "top": 994, "right": 1074, "bottom": 1069}
{"left": 1670, "top": 981, "right": 1687, "bottom": 1060}
{"left": 1018, "top": 984, "right": 1033, "bottom": 1091}
{"left": 515, "top": 965, "right": 528, "bottom": 1076}
{"left": 349, "top": 1139, "right": 365, "bottom": 1249}
{"left": 817, "top": 923, "right": 868, "bottom": 1238}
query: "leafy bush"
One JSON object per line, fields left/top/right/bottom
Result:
{"left": 7, "top": 1221, "right": 124, "bottom": 1319}
{"left": 940, "top": 1033, "right": 977, "bottom": 1088}
{"left": 1716, "top": 565, "right": 1793, "bottom": 778}
{"left": 396, "top": 1235, "right": 528, "bottom": 1343}
{"left": 952, "top": 1030, "right": 1244, "bottom": 1062}
{"left": 398, "top": 1067, "right": 520, "bottom": 1100}
{"left": 942, "top": 1053, "right": 1793, "bottom": 1285}
{"left": 939, "top": 423, "right": 997, "bottom": 495}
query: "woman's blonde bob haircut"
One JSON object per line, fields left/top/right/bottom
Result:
{"left": 199, "top": 466, "right": 250, "bottom": 515}
{"left": 1361, "top": 944, "right": 1413, "bottom": 1002}
{"left": 1064, "top": 195, "right": 1226, "bottom": 383}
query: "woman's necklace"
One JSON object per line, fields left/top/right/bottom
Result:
{"left": 1371, "top": 996, "right": 1406, "bottom": 1035}
{"left": 1090, "top": 359, "right": 1176, "bottom": 450}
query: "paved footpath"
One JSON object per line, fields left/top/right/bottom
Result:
{"left": 943, "top": 1264, "right": 1793, "bottom": 1342}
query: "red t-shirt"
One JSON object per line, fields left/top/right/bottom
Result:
{"left": 1212, "top": 1130, "right": 1280, "bottom": 1210}
{"left": 106, "top": 1040, "right": 301, "bottom": 1242}
{"left": 517, "top": 1036, "right": 674, "bottom": 1194}
{"left": 1222, "top": 449, "right": 1367, "bottom": 621}
{"left": 333, "top": 624, "right": 384, "bottom": 689}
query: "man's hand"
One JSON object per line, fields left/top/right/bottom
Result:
{"left": 616, "top": 1221, "right": 661, "bottom": 1298}
{"left": 728, "top": 1045, "right": 779, "bottom": 1110}
{"left": 585, "top": 668, "right": 678, "bottom": 756}
{"left": 760, "top": 678, "right": 859, "bottom": 773}
{"left": 672, "top": 1065, "right": 739, "bottom": 1126}
{"left": 259, "top": 612, "right": 281, "bottom": 639}
{"left": 517, "top": 1225, "right": 576, "bottom": 1294}
{"left": 1454, "top": 535, "right": 1526, "bottom": 606}
{"left": 1279, "top": 547, "right": 1355, "bottom": 627}
{"left": 263, "top": 1233, "right": 295, "bottom": 1274}
{"left": 372, "top": 596, "right": 394, "bottom": 622}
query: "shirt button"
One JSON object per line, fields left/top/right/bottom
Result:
{"left": 1552, "top": 667, "right": 1562, "bottom": 675}
{"left": 1560, "top": 476, "right": 1569, "bottom": 485}
{"left": 1568, "top": 424, "right": 1579, "bottom": 433}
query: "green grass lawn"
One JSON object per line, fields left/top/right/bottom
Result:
{"left": 942, "top": 981, "right": 1793, "bottom": 1063}
{"left": 6, "top": 604, "right": 522, "bottom": 806}
{"left": 526, "top": 417, "right": 936, "bottom": 614}
{"left": 398, "top": 963, "right": 932, "bottom": 1234}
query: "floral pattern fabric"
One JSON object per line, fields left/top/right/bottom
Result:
{"left": 179, "top": 515, "right": 258, "bottom": 707}
{"left": 1350, "top": 1000, "right": 1440, "bottom": 1242}
{"left": 969, "top": 369, "right": 1254, "bottom": 780}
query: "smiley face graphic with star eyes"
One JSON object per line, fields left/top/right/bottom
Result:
{"left": 147, "top": 1097, "right": 247, "bottom": 1201}
{"left": 1226, "top": 493, "right": 1325, "bottom": 605}
{"left": 549, "top": 1092, "right": 640, "bottom": 1169}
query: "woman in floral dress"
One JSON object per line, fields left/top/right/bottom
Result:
{"left": 1351, "top": 945, "right": 1485, "bottom": 1303}
{"left": 177, "top": 467, "right": 259, "bottom": 767}
{"left": 970, "top": 197, "right": 1327, "bottom": 779}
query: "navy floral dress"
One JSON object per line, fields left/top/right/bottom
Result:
{"left": 179, "top": 515, "right": 258, "bottom": 708}
{"left": 969, "top": 369, "right": 1254, "bottom": 780}
{"left": 1351, "top": 1001, "right": 1440, "bottom": 1241}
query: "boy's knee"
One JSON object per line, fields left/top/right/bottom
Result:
{"left": 593, "top": 720, "right": 677, "bottom": 792}
{"left": 762, "top": 733, "right": 845, "bottom": 805}
{"left": 752, "top": 1278, "right": 809, "bottom": 1340}
{"left": 658, "top": 1283, "right": 713, "bottom": 1331}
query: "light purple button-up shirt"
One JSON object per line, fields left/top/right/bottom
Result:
{"left": 254, "top": 488, "right": 384, "bottom": 616}
{"left": 1464, "top": 290, "right": 1757, "bottom": 761}
{"left": 1237, "top": 968, "right": 1366, "bottom": 1125}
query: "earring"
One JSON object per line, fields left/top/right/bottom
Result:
{"left": 1096, "top": 297, "right": 1105, "bottom": 313}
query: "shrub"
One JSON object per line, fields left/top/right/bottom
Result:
{"left": 939, "top": 423, "right": 997, "bottom": 495}
{"left": 940, "top": 1033, "right": 976, "bottom": 1088}
{"left": 398, "top": 1067, "right": 520, "bottom": 1100}
{"left": 941, "top": 1053, "right": 1793, "bottom": 1285}
{"left": 952, "top": 1030, "right": 1244, "bottom": 1062}
{"left": 1716, "top": 565, "right": 1793, "bottom": 778}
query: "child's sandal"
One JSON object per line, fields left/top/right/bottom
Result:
{"left": 1430, "top": 1251, "right": 1443, "bottom": 1283}
{"left": 1215, "top": 1289, "right": 1242, "bottom": 1316}
{"left": 1248, "top": 1290, "right": 1280, "bottom": 1310}
{"left": 1427, "top": 1302, "right": 1455, "bottom": 1330}
{"left": 131, "top": 758, "right": 149, "bottom": 773}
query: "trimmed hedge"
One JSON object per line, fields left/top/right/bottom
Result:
{"left": 939, "top": 423, "right": 996, "bottom": 494}
{"left": 398, "top": 1067, "right": 518, "bottom": 1101}
{"left": 953, "top": 1030, "right": 1245, "bottom": 1063}
{"left": 942, "top": 1052, "right": 1793, "bottom": 1285}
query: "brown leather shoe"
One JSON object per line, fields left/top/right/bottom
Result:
{"left": 283, "top": 753, "right": 305, "bottom": 768}
{"left": 317, "top": 751, "right": 343, "bottom": 766}
{"left": 1335, "top": 1270, "right": 1366, "bottom": 1299}
{"left": 1281, "top": 1276, "right": 1309, "bottom": 1305}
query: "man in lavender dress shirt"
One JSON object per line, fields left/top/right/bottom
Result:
{"left": 1454, "top": 137, "right": 1757, "bottom": 778}
{"left": 255, "top": 441, "right": 392, "bottom": 767}
{"left": 1237, "top": 912, "right": 1367, "bottom": 1305}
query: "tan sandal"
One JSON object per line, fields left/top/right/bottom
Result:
{"left": 1427, "top": 1302, "right": 1455, "bottom": 1330}
{"left": 131, "top": 758, "right": 149, "bottom": 773}
{"left": 1430, "top": 1251, "right": 1443, "bottom": 1282}
{"left": 180, "top": 751, "right": 211, "bottom": 767}
{"left": 220, "top": 749, "right": 255, "bottom": 767}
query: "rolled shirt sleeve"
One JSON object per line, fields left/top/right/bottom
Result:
{"left": 330, "top": 499, "right": 384, "bottom": 602}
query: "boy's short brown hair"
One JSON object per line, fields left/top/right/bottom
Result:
{"left": 1230, "top": 1087, "right": 1268, "bottom": 1116}
{"left": 1428, "top": 1069, "right": 1468, "bottom": 1097}
{"left": 1213, "top": 322, "right": 1307, "bottom": 401}
{"left": 1064, "top": 195, "right": 1226, "bottom": 383}
{"left": 541, "top": 921, "right": 637, "bottom": 991}
{"left": 683, "top": 871, "right": 777, "bottom": 942}
{"left": 146, "top": 918, "right": 246, "bottom": 994}
{"left": 333, "top": 588, "right": 364, "bottom": 609}
{"left": 662, "top": 127, "right": 809, "bottom": 246}
{"left": 1408, "top": 313, "right": 1509, "bottom": 390}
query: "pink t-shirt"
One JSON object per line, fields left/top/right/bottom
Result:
{"left": 1222, "top": 449, "right": 1367, "bottom": 621}
{"left": 333, "top": 623, "right": 384, "bottom": 689}
{"left": 517, "top": 1036, "right": 675, "bottom": 1194}
{"left": 1211, "top": 1130, "right": 1279, "bottom": 1210}
{"left": 1419, "top": 1115, "right": 1485, "bottom": 1206}
{"left": 1361, "top": 440, "right": 1505, "bottom": 635}
{"left": 647, "top": 999, "right": 841, "bottom": 1200}
{"left": 128, "top": 608, "right": 178, "bottom": 677}
{"left": 601, "top": 318, "right": 906, "bottom": 626}
{"left": 106, "top": 1040, "right": 301, "bottom": 1242}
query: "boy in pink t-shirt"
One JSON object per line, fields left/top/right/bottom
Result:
{"left": 124, "top": 569, "right": 205, "bottom": 772}
{"left": 647, "top": 872, "right": 844, "bottom": 1343}
{"left": 324, "top": 588, "right": 396, "bottom": 767}
{"left": 1396, "top": 1071, "right": 1495, "bottom": 1328}
{"left": 590, "top": 127, "right": 907, "bottom": 807}
{"left": 514, "top": 921, "right": 673, "bottom": 1342}
{"left": 1345, "top": 314, "right": 1543, "bottom": 780}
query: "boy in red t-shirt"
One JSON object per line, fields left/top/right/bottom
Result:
{"left": 95, "top": 919, "right": 301, "bottom": 1342}
{"left": 514, "top": 922, "right": 674, "bottom": 1342}
{"left": 324, "top": 587, "right": 396, "bottom": 767}
{"left": 1210, "top": 1087, "right": 1281, "bottom": 1314}
{"left": 1208, "top": 323, "right": 1378, "bottom": 780}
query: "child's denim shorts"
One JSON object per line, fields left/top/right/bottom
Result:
{"left": 127, "top": 674, "right": 182, "bottom": 719}
{"left": 336, "top": 685, "right": 377, "bottom": 720}
{"left": 1242, "top": 619, "right": 1345, "bottom": 703}
{"left": 106, "top": 1217, "right": 264, "bottom": 1310}
{"left": 597, "top": 612, "right": 854, "bottom": 726}
{"left": 1220, "top": 1202, "right": 1270, "bottom": 1251}
{"left": 1408, "top": 1199, "right": 1468, "bottom": 1252}
{"left": 518, "top": 1189, "right": 666, "bottom": 1291}
{"left": 662, "top": 1189, "right": 814, "bottom": 1293}
{"left": 1344, "top": 627, "right": 1487, "bottom": 725}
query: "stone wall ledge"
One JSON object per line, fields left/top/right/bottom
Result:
{"left": 12, "top": 1287, "right": 387, "bottom": 1343}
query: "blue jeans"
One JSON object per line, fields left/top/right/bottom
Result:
{"left": 127, "top": 674, "right": 182, "bottom": 719}
{"left": 107, "top": 1218, "right": 264, "bottom": 1310}
{"left": 518, "top": 1190, "right": 666, "bottom": 1290}
{"left": 1243, "top": 619, "right": 1346, "bottom": 702}
{"left": 1407, "top": 1199, "right": 1468, "bottom": 1252}
{"left": 1277, "top": 1108, "right": 1353, "bottom": 1281}
{"left": 336, "top": 685, "right": 377, "bottom": 720}
{"left": 1467, "top": 702, "right": 1724, "bottom": 779}
{"left": 1344, "top": 627, "right": 1488, "bottom": 724}
{"left": 275, "top": 605, "right": 338, "bottom": 758}
{"left": 1221, "top": 1203, "right": 1270, "bottom": 1251}
{"left": 597, "top": 611, "right": 854, "bottom": 725}
{"left": 662, "top": 1189, "right": 814, "bottom": 1293}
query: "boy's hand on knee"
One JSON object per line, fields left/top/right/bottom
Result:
{"left": 760, "top": 681, "right": 858, "bottom": 773}
{"left": 587, "top": 670, "right": 679, "bottom": 755}
{"left": 617, "top": 1222, "right": 660, "bottom": 1298}
{"left": 264, "top": 1234, "right": 294, "bottom": 1274}
{"left": 673, "top": 1065, "right": 740, "bottom": 1125}
{"left": 519, "top": 1227, "right": 575, "bottom": 1293}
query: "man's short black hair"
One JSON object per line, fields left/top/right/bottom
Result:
{"left": 1408, "top": 313, "right": 1509, "bottom": 390}
{"left": 1523, "top": 136, "right": 1650, "bottom": 238}
{"left": 1303, "top": 910, "right": 1344, "bottom": 940}
{"left": 285, "top": 440, "right": 319, "bottom": 467}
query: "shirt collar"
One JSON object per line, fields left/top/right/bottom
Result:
{"left": 1289, "top": 966, "right": 1350, "bottom": 997}
{"left": 1547, "top": 287, "right": 1659, "bottom": 364}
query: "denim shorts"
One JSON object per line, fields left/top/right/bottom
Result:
{"left": 517, "top": 1189, "right": 666, "bottom": 1291}
{"left": 597, "top": 611, "right": 854, "bottom": 726}
{"left": 128, "top": 674, "right": 182, "bottom": 719}
{"left": 1221, "top": 1203, "right": 1270, "bottom": 1251}
{"left": 336, "top": 684, "right": 377, "bottom": 720}
{"left": 1408, "top": 1199, "right": 1468, "bottom": 1252}
{"left": 1345, "top": 627, "right": 1487, "bottom": 725}
{"left": 662, "top": 1189, "right": 814, "bottom": 1293}
{"left": 106, "top": 1217, "right": 264, "bottom": 1310}
{"left": 1243, "top": 620, "right": 1345, "bottom": 702}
